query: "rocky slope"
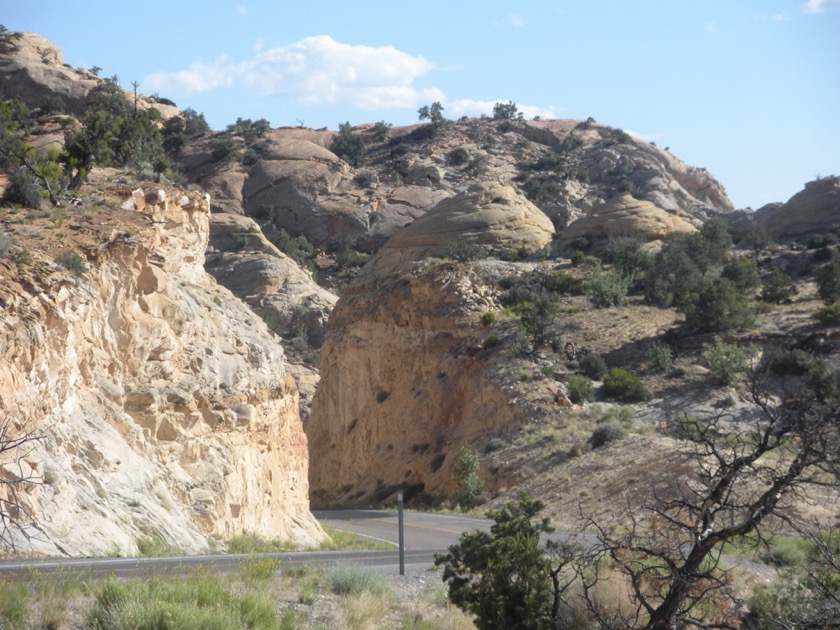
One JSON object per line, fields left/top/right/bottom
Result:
{"left": 306, "top": 183, "right": 555, "bottom": 502}
{"left": 0, "top": 182, "right": 323, "bottom": 555}
{"left": 181, "top": 118, "right": 733, "bottom": 256}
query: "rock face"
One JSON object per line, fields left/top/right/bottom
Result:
{"left": 0, "top": 31, "right": 97, "bottom": 115}
{"left": 0, "top": 31, "right": 178, "bottom": 119}
{"left": 558, "top": 192, "right": 697, "bottom": 249}
{"left": 205, "top": 212, "right": 338, "bottom": 346}
{"left": 753, "top": 176, "right": 840, "bottom": 240}
{"left": 306, "top": 183, "right": 554, "bottom": 503}
{"left": 0, "top": 189, "right": 323, "bottom": 555}
{"left": 369, "top": 182, "right": 556, "bottom": 270}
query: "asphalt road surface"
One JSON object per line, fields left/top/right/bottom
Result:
{"left": 313, "top": 508, "right": 493, "bottom": 550}
{"left": 0, "top": 509, "right": 493, "bottom": 580}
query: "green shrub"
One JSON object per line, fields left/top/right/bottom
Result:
{"left": 237, "top": 556, "right": 282, "bottom": 586}
{"left": 448, "top": 147, "right": 470, "bottom": 165}
{"left": 721, "top": 256, "right": 760, "bottom": 292}
{"left": 566, "top": 374, "right": 594, "bottom": 404}
{"left": 518, "top": 293, "right": 561, "bottom": 351}
{"left": 647, "top": 342, "right": 673, "bottom": 373}
{"left": 454, "top": 444, "right": 483, "bottom": 507}
{"left": 589, "top": 423, "right": 627, "bottom": 449}
{"left": 12, "top": 248, "right": 31, "bottom": 267}
{"left": 330, "top": 122, "right": 366, "bottom": 167}
{"left": 372, "top": 120, "right": 392, "bottom": 139}
{"left": 683, "top": 277, "right": 754, "bottom": 333}
{"left": 55, "top": 250, "right": 86, "bottom": 277}
{"left": 703, "top": 342, "right": 749, "bottom": 385}
{"left": 492, "top": 101, "right": 522, "bottom": 120}
{"left": 602, "top": 368, "right": 649, "bottom": 402}
{"left": 480, "top": 312, "right": 496, "bottom": 327}
{"left": 587, "top": 265, "right": 632, "bottom": 308}
{"left": 543, "top": 270, "right": 584, "bottom": 295}
{"left": 352, "top": 170, "right": 376, "bottom": 188}
{"left": 570, "top": 249, "right": 586, "bottom": 266}
{"left": 644, "top": 222, "right": 733, "bottom": 308}
{"left": 136, "top": 533, "right": 175, "bottom": 557}
{"left": 603, "top": 237, "right": 652, "bottom": 277}
{"left": 761, "top": 268, "right": 795, "bottom": 303}
{"left": 446, "top": 240, "right": 486, "bottom": 262}
{"left": 210, "top": 138, "right": 241, "bottom": 163}
{"left": 807, "top": 361, "right": 839, "bottom": 403}
{"left": 765, "top": 346, "right": 814, "bottom": 376}
{"left": 3, "top": 171, "right": 43, "bottom": 208}
{"left": 813, "top": 303, "right": 840, "bottom": 324}
{"left": 326, "top": 563, "right": 390, "bottom": 596}
{"left": 482, "top": 333, "right": 500, "bottom": 349}
{"left": 816, "top": 258, "right": 840, "bottom": 304}
{"left": 269, "top": 229, "right": 316, "bottom": 269}
{"left": 579, "top": 352, "right": 607, "bottom": 380}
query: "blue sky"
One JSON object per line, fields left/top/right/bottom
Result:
{"left": 5, "top": 1, "right": 839, "bottom": 209}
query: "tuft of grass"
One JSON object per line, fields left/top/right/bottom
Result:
{"left": 237, "top": 556, "right": 282, "bottom": 586}
{"left": 136, "top": 533, "right": 176, "bottom": 557}
{"left": 325, "top": 562, "right": 391, "bottom": 596}
{"left": 0, "top": 580, "right": 28, "bottom": 630}
{"left": 227, "top": 531, "right": 293, "bottom": 554}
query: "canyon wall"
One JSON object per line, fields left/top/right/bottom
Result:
{"left": 0, "top": 188, "right": 323, "bottom": 555}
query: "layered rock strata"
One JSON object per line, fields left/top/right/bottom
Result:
{"left": 0, "top": 188, "right": 323, "bottom": 555}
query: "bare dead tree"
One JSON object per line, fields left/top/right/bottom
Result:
{"left": 580, "top": 358, "right": 840, "bottom": 629}
{"left": 0, "top": 413, "right": 43, "bottom": 552}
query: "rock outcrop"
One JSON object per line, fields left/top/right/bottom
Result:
{"left": 558, "top": 193, "right": 697, "bottom": 250}
{"left": 0, "top": 188, "right": 323, "bottom": 555}
{"left": 306, "top": 183, "right": 554, "bottom": 503}
{"left": 753, "top": 176, "right": 840, "bottom": 240}
{"left": 181, "top": 119, "right": 732, "bottom": 256}
{"left": 205, "top": 212, "right": 338, "bottom": 346}
{"left": 0, "top": 31, "right": 178, "bottom": 119}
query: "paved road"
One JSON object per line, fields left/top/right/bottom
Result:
{"left": 0, "top": 509, "right": 492, "bottom": 580}
{"left": 313, "top": 508, "right": 493, "bottom": 550}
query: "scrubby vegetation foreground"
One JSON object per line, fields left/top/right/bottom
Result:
{"left": 0, "top": 560, "right": 474, "bottom": 630}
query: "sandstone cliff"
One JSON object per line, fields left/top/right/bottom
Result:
{"left": 306, "top": 183, "right": 555, "bottom": 503}
{"left": 0, "top": 185, "right": 323, "bottom": 555}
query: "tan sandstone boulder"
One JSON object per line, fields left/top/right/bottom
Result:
{"left": 559, "top": 192, "right": 697, "bottom": 249}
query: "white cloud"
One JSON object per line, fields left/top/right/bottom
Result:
{"left": 141, "top": 36, "right": 437, "bottom": 109}
{"left": 803, "top": 0, "right": 840, "bottom": 12}
{"left": 706, "top": 22, "right": 718, "bottom": 33}
{"left": 237, "top": 5, "right": 249, "bottom": 16}
{"left": 144, "top": 57, "right": 237, "bottom": 94}
{"left": 772, "top": 12, "right": 792, "bottom": 21}
{"left": 508, "top": 12, "right": 525, "bottom": 27}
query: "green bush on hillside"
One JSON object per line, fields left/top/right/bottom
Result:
{"left": 602, "top": 368, "right": 648, "bottom": 402}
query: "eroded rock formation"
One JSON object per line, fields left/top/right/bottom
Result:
{"left": 306, "top": 183, "right": 554, "bottom": 503}
{"left": 0, "top": 188, "right": 323, "bottom": 555}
